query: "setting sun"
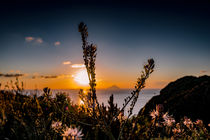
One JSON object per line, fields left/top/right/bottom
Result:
{"left": 74, "top": 69, "right": 89, "bottom": 85}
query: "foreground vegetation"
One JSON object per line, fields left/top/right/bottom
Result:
{"left": 0, "top": 22, "right": 209, "bottom": 139}
{"left": 0, "top": 86, "right": 209, "bottom": 140}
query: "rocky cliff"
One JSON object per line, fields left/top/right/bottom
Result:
{"left": 139, "top": 75, "right": 210, "bottom": 125}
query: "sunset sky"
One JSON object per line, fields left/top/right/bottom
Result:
{"left": 0, "top": 0, "right": 210, "bottom": 89}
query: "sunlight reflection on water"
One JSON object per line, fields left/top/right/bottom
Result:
{"left": 25, "top": 89, "right": 160, "bottom": 115}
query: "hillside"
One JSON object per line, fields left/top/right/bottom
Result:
{"left": 139, "top": 75, "right": 210, "bottom": 125}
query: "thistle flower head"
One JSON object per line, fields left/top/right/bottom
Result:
{"left": 195, "top": 119, "right": 203, "bottom": 126}
{"left": 162, "top": 112, "right": 175, "bottom": 127}
{"left": 150, "top": 109, "right": 159, "bottom": 119}
{"left": 183, "top": 117, "right": 193, "bottom": 129}
{"left": 62, "top": 126, "right": 84, "bottom": 139}
{"left": 172, "top": 128, "right": 182, "bottom": 134}
{"left": 150, "top": 104, "right": 163, "bottom": 119}
{"left": 51, "top": 121, "right": 62, "bottom": 129}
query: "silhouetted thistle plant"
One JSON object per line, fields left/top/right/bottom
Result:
{"left": 117, "top": 58, "right": 154, "bottom": 140}
{"left": 78, "top": 22, "right": 115, "bottom": 139}
{"left": 78, "top": 22, "right": 155, "bottom": 140}
{"left": 78, "top": 22, "right": 97, "bottom": 114}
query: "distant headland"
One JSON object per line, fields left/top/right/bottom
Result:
{"left": 106, "top": 85, "right": 121, "bottom": 90}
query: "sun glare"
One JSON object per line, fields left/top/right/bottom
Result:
{"left": 74, "top": 69, "right": 89, "bottom": 85}
{"left": 79, "top": 99, "right": 84, "bottom": 105}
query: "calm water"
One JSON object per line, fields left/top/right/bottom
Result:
{"left": 25, "top": 89, "right": 160, "bottom": 115}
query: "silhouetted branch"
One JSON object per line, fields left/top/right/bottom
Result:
{"left": 78, "top": 22, "right": 115, "bottom": 140}
{"left": 78, "top": 22, "right": 155, "bottom": 140}
{"left": 117, "top": 58, "right": 155, "bottom": 140}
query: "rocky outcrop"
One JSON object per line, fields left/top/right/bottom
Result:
{"left": 139, "top": 75, "right": 210, "bottom": 125}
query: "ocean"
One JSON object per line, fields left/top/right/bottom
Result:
{"left": 24, "top": 89, "right": 160, "bottom": 115}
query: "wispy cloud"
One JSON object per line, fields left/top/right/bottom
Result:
{"left": 25, "top": 37, "right": 35, "bottom": 42}
{"left": 36, "top": 38, "right": 43, "bottom": 43}
{"left": 25, "top": 36, "right": 43, "bottom": 44}
{"left": 71, "top": 64, "right": 85, "bottom": 68}
{"left": 54, "top": 41, "right": 61, "bottom": 46}
{"left": 33, "top": 74, "right": 71, "bottom": 79}
{"left": 31, "top": 73, "right": 59, "bottom": 79}
{"left": 0, "top": 73, "right": 25, "bottom": 78}
{"left": 63, "top": 61, "right": 71, "bottom": 65}
{"left": 58, "top": 74, "right": 71, "bottom": 79}
{"left": 200, "top": 70, "right": 207, "bottom": 74}
{"left": 40, "top": 75, "right": 58, "bottom": 79}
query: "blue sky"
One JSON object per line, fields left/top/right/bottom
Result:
{"left": 0, "top": 0, "right": 210, "bottom": 89}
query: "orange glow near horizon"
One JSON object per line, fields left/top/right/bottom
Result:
{"left": 0, "top": 68, "right": 171, "bottom": 90}
{"left": 0, "top": 76, "right": 169, "bottom": 90}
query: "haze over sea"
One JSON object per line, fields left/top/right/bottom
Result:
{"left": 25, "top": 89, "right": 160, "bottom": 115}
